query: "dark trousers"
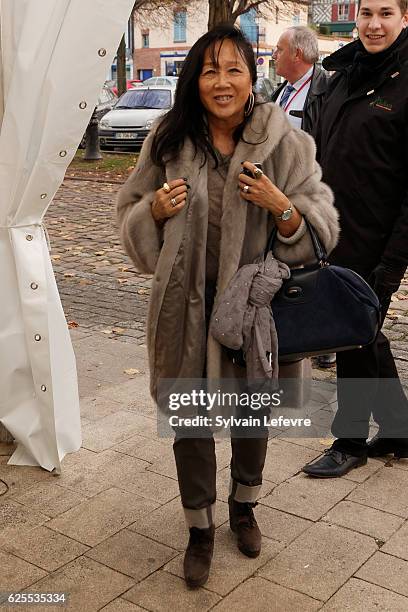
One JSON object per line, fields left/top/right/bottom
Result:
{"left": 332, "top": 298, "right": 408, "bottom": 456}
{"left": 173, "top": 435, "right": 268, "bottom": 510}
{"left": 173, "top": 280, "right": 268, "bottom": 510}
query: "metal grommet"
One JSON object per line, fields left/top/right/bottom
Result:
{"left": 30, "top": 282, "right": 38, "bottom": 290}
{"left": 40, "top": 385, "right": 47, "bottom": 392}
{"left": 98, "top": 48, "right": 107, "bottom": 57}
{"left": 26, "top": 234, "right": 33, "bottom": 241}
{"left": 41, "top": 193, "right": 47, "bottom": 199}
{"left": 34, "top": 334, "right": 41, "bottom": 341}
{"left": 79, "top": 101, "right": 87, "bottom": 109}
{"left": 59, "top": 150, "right": 67, "bottom": 157}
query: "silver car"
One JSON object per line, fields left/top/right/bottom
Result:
{"left": 98, "top": 85, "right": 175, "bottom": 150}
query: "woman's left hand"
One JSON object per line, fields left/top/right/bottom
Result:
{"left": 239, "top": 161, "right": 291, "bottom": 217}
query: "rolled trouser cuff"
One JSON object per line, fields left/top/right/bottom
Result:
{"left": 183, "top": 502, "right": 216, "bottom": 529}
{"left": 229, "top": 478, "right": 261, "bottom": 503}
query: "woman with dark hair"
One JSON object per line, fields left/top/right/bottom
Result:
{"left": 117, "top": 24, "right": 338, "bottom": 588}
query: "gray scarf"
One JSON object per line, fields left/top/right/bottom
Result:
{"left": 210, "top": 252, "right": 290, "bottom": 379}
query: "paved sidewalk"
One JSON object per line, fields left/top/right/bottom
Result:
{"left": 1, "top": 331, "right": 408, "bottom": 611}
{"left": 0, "top": 177, "right": 408, "bottom": 610}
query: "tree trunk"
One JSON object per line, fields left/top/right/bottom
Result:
{"left": 117, "top": 35, "right": 127, "bottom": 97}
{"left": 208, "top": 0, "right": 234, "bottom": 29}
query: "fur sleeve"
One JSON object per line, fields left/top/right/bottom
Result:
{"left": 116, "top": 131, "right": 164, "bottom": 274}
{"left": 271, "top": 128, "right": 339, "bottom": 267}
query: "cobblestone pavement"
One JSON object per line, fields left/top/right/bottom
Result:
{"left": 45, "top": 177, "right": 408, "bottom": 380}
{"left": 45, "top": 178, "right": 151, "bottom": 345}
{"left": 1, "top": 331, "right": 408, "bottom": 611}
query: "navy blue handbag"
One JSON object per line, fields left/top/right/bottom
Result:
{"left": 269, "top": 219, "right": 381, "bottom": 361}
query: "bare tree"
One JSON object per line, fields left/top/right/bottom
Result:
{"left": 117, "top": 35, "right": 127, "bottom": 96}
{"left": 208, "top": 0, "right": 304, "bottom": 30}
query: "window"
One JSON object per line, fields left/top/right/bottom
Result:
{"left": 240, "top": 9, "right": 257, "bottom": 43}
{"left": 338, "top": 4, "right": 349, "bottom": 20}
{"left": 142, "top": 31, "right": 149, "bottom": 48}
{"left": 116, "top": 89, "right": 172, "bottom": 110}
{"left": 174, "top": 10, "right": 187, "bottom": 42}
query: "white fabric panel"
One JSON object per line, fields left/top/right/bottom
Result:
{"left": 0, "top": 0, "right": 134, "bottom": 470}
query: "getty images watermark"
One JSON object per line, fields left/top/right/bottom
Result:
{"left": 165, "top": 388, "right": 312, "bottom": 430}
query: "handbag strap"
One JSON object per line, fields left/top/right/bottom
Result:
{"left": 265, "top": 217, "right": 328, "bottom": 264}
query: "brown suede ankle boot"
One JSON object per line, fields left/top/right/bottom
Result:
{"left": 229, "top": 498, "right": 261, "bottom": 558}
{"left": 183, "top": 524, "right": 215, "bottom": 588}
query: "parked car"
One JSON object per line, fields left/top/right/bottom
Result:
{"left": 142, "top": 76, "right": 178, "bottom": 88}
{"left": 99, "top": 85, "right": 175, "bottom": 150}
{"left": 79, "top": 84, "right": 118, "bottom": 148}
{"left": 95, "top": 84, "right": 118, "bottom": 120}
{"left": 109, "top": 79, "right": 142, "bottom": 95}
{"left": 254, "top": 77, "right": 274, "bottom": 103}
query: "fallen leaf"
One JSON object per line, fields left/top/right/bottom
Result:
{"left": 64, "top": 272, "right": 76, "bottom": 278}
{"left": 68, "top": 321, "right": 79, "bottom": 329}
{"left": 51, "top": 255, "right": 61, "bottom": 260}
{"left": 137, "top": 288, "right": 149, "bottom": 295}
{"left": 124, "top": 368, "right": 141, "bottom": 376}
{"left": 319, "top": 438, "right": 334, "bottom": 446}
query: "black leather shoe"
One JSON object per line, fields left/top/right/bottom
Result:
{"left": 302, "top": 448, "right": 367, "bottom": 478}
{"left": 367, "top": 435, "right": 408, "bottom": 459}
{"left": 316, "top": 353, "right": 336, "bottom": 368}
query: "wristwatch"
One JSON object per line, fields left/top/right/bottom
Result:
{"left": 277, "top": 202, "right": 293, "bottom": 221}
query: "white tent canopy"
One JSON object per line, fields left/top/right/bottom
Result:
{"left": 0, "top": 0, "right": 134, "bottom": 471}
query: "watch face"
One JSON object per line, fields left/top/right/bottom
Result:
{"left": 281, "top": 208, "right": 293, "bottom": 221}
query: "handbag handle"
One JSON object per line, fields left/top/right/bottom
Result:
{"left": 265, "top": 217, "right": 328, "bottom": 264}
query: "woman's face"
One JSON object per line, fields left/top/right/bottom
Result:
{"left": 198, "top": 39, "right": 253, "bottom": 125}
{"left": 357, "top": 0, "right": 407, "bottom": 53}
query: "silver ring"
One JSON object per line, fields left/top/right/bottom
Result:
{"left": 163, "top": 182, "right": 171, "bottom": 193}
{"left": 170, "top": 197, "right": 177, "bottom": 207}
{"left": 243, "top": 185, "right": 250, "bottom": 194}
{"left": 253, "top": 167, "right": 263, "bottom": 179}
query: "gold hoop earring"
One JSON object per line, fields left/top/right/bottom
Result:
{"left": 244, "top": 92, "right": 255, "bottom": 117}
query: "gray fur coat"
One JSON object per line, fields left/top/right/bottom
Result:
{"left": 117, "top": 103, "right": 339, "bottom": 400}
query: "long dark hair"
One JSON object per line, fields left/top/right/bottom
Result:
{"left": 151, "top": 24, "right": 257, "bottom": 167}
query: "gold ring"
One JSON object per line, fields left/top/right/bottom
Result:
{"left": 243, "top": 185, "right": 250, "bottom": 194}
{"left": 163, "top": 182, "right": 171, "bottom": 193}
{"left": 170, "top": 197, "right": 177, "bottom": 207}
{"left": 253, "top": 167, "right": 263, "bottom": 179}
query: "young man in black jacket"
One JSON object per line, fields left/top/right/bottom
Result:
{"left": 303, "top": 0, "right": 408, "bottom": 477}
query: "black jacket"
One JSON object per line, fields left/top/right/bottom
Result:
{"left": 316, "top": 30, "right": 408, "bottom": 275}
{"left": 272, "top": 64, "right": 329, "bottom": 137}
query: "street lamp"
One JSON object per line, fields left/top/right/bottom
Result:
{"left": 255, "top": 13, "right": 260, "bottom": 62}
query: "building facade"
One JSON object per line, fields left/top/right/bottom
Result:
{"left": 132, "top": 2, "right": 350, "bottom": 85}
{"left": 312, "top": 0, "right": 358, "bottom": 37}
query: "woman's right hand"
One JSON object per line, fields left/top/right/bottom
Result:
{"left": 151, "top": 178, "right": 188, "bottom": 222}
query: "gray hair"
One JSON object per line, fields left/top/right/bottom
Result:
{"left": 287, "top": 26, "right": 319, "bottom": 64}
